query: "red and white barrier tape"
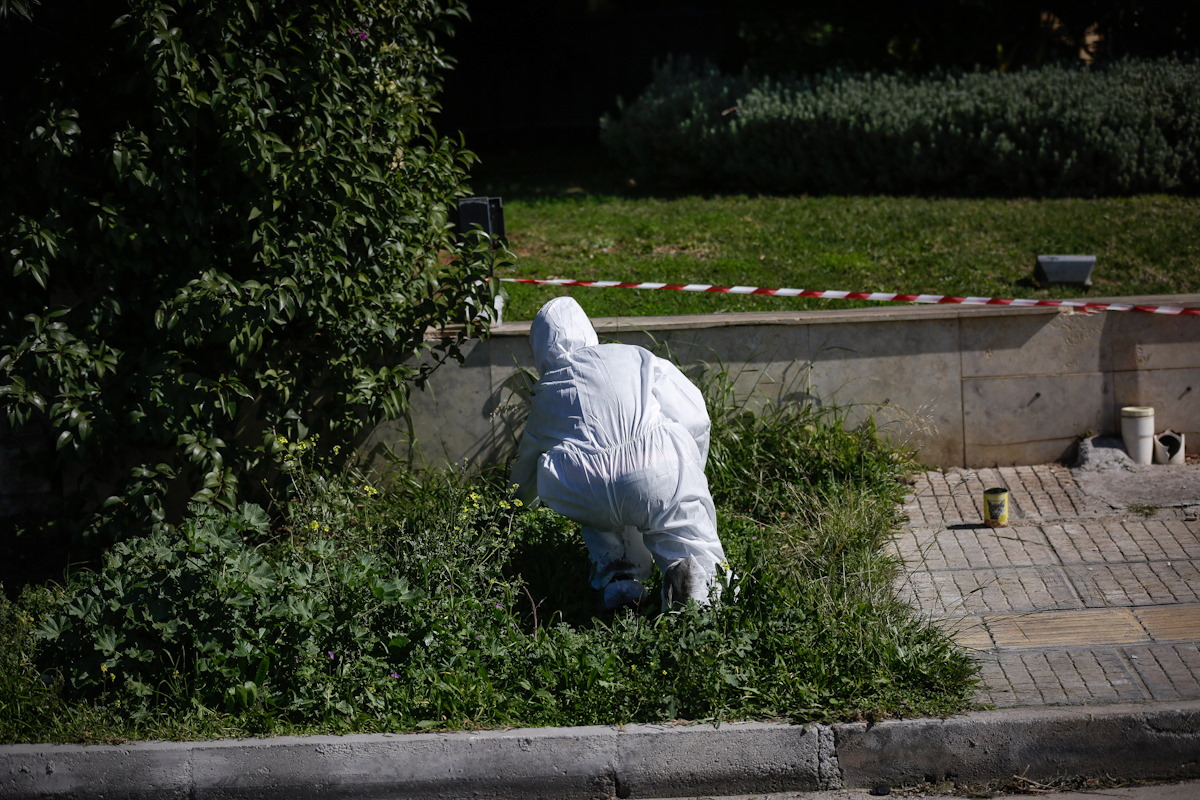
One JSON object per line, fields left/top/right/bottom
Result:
{"left": 500, "top": 278, "right": 1200, "bottom": 316}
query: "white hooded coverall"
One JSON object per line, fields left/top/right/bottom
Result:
{"left": 511, "top": 297, "right": 727, "bottom": 608}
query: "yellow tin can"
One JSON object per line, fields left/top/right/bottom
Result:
{"left": 983, "top": 487, "right": 1009, "bottom": 527}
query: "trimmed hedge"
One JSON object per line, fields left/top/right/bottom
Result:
{"left": 601, "top": 58, "right": 1200, "bottom": 196}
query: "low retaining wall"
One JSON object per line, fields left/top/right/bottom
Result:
{"left": 364, "top": 296, "right": 1200, "bottom": 471}
{"left": 3, "top": 297, "right": 1197, "bottom": 519}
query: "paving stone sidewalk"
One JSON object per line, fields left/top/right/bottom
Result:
{"left": 894, "top": 461, "right": 1200, "bottom": 708}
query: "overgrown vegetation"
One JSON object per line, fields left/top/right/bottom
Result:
{"left": 0, "top": 374, "right": 977, "bottom": 744}
{"left": 600, "top": 58, "right": 1200, "bottom": 196}
{"left": 0, "top": 0, "right": 495, "bottom": 549}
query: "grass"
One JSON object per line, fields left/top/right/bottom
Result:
{"left": 0, "top": 372, "right": 978, "bottom": 744}
{"left": 468, "top": 143, "right": 1200, "bottom": 322}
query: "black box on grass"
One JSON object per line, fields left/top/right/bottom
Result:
{"left": 456, "top": 196, "right": 505, "bottom": 248}
{"left": 1035, "top": 255, "right": 1095, "bottom": 287}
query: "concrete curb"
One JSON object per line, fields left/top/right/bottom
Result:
{"left": 3, "top": 701, "right": 1198, "bottom": 799}
{"left": 836, "top": 701, "right": 1200, "bottom": 789}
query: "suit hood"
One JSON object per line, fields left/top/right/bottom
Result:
{"left": 529, "top": 296, "right": 598, "bottom": 374}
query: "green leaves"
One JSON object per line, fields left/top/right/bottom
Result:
{"left": 7, "top": 415, "right": 977, "bottom": 740}
{"left": 369, "top": 575, "right": 421, "bottom": 604}
{"left": 27, "top": 475, "right": 530, "bottom": 727}
{"left": 0, "top": 0, "right": 494, "bottom": 543}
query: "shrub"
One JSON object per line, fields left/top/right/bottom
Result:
{"left": 601, "top": 57, "right": 1200, "bottom": 196}
{"left": 30, "top": 473, "right": 528, "bottom": 728}
{"left": 600, "top": 58, "right": 748, "bottom": 191}
{"left": 0, "top": 0, "right": 495, "bottom": 544}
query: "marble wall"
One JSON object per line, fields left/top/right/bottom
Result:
{"left": 360, "top": 302, "right": 1200, "bottom": 472}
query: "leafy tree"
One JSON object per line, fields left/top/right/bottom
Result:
{"left": 0, "top": 0, "right": 493, "bottom": 546}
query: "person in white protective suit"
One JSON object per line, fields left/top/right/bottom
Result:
{"left": 510, "top": 296, "right": 728, "bottom": 610}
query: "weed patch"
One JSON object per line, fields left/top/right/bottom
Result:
{"left": 0, "top": 376, "right": 977, "bottom": 743}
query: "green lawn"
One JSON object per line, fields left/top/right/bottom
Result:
{"left": 470, "top": 143, "right": 1199, "bottom": 321}
{"left": 495, "top": 194, "right": 1199, "bottom": 321}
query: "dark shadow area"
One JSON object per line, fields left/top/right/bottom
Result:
{"left": 0, "top": 417, "right": 92, "bottom": 598}
{"left": 504, "top": 516, "right": 665, "bottom": 629}
{"left": 0, "top": 518, "right": 82, "bottom": 599}
{"left": 440, "top": 2, "right": 737, "bottom": 201}
{"left": 463, "top": 132, "right": 635, "bottom": 201}
{"left": 440, "top": 4, "right": 736, "bottom": 146}
{"left": 439, "top": 1, "right": 1200, "bottom": 202}
{"left": 505, "top": 529, "right": 600, "bottom": 629}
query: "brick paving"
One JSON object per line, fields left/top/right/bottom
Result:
{"left": 894, "top": 464, "right": 1200, "bottom": 708}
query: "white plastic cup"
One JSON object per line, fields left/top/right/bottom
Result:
{"left": 1120, "top": 406, "right": 1155, "bottom": 465}
{"left": 1154, "top": 431, "right": 1185, "bottom": 465}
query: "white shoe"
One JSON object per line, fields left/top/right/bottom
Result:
{"left": 662, "top": 556, "right": 712, "bottom": 608}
